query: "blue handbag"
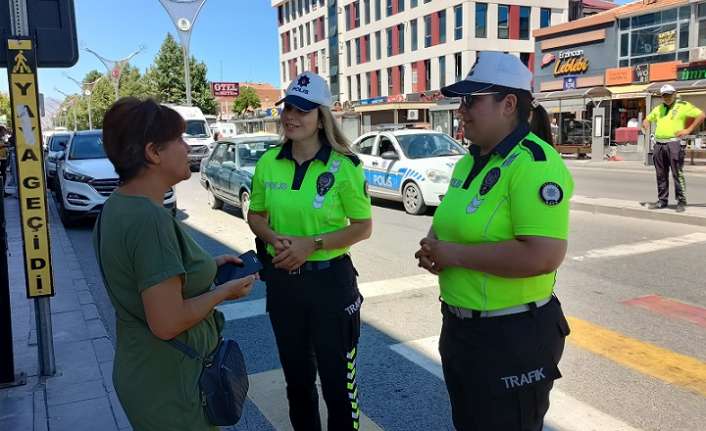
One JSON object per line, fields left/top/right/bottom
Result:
{"left": 95, "top": 213, "right": 249, "bottom": 426}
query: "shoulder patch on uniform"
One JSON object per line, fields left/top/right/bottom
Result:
{"left": 521, "top": 140, "right": 547, "bottom": 162}
{"left": 540, "top": 182, "right": 563, "bottom": 205}
{"left": 345, "top": 153, "right": 361, "bottom": 166}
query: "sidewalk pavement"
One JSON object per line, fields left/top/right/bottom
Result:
{"left": 572, "top": 195, "right": 706, "bottom": 227}
{"left": 565, "top": 158, "right": 706, "bottom": 175}
{"left": 0, "top": 194, "right": 130, "bottom": 431}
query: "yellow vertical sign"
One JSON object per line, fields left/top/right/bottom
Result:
{"left": 7, "top": 38, "right": 54, "bottom": 298}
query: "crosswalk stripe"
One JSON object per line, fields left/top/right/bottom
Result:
{"left": 572, "top": 233, "right": 706, "bottom": 261}
{"left": 567, "top": 317, "right": 706, "bottom": 397}
{"left": 218, "top": 273, "right": 437, "bottom": 321}
{"left": 390, "top": 336, "right": 642, "bottom": 431}
{"left": 247, "top": 368, "right": 383, "bottom": 431}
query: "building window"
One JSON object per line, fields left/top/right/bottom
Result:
{"left": 321, "top": 48, "right": 327, "bottom": 73}
{"left": 425, "top": 59, "right": 431, "bottom": 91}
{"left": 398, "top": 24, "right": 405, "bottom": 54}
{"left": 366, "top": 72, "right": 372, "bottom": 98}
{"left": 365, "top": 35, "right": 371, "bottom": 62}
{"left": 411, "top": 19, "right": 418, "bottom": 51}
{"left": 387, "top": 0, "right": 393, "bottom": 17}
{"left": 454, "top": 52, "right": 462, "bottom": 81}
{"left": 398, "top": 0, "right": 404, "bottom": 13}
{"left": 306, "top": 23, "right": 311, "bottom": 45}
{"left": 387, "top": 28, "right": 393, "bottom": 57}
{"left": 354, "top": 1, "right": 360, "bottom": 28}
{"left": 300, "top": 25, "right": 304, "bottom": 47}
{"left": 498, "top": 5, "right": 509, "bottom": 39}
{"left": 439, "top": 10, "right": 446, "bottom": 44}
{"left": 520, "top": 7, "right": 530, "bottom": 40}
{"left": 375, "top": 0, "right": 381, "bottom": 21}
{"left": 278, "top": 6, "right": 284, "bottom": 25}
{"left": 376, "top": 70, "right": 382, "bottom": 96}
{"left": 355, "top": 38, "right": 361, "bottom": 64}
{"left": 293, "top": 29, "right": 298, "bottom": 50}
{"left": 439, "top": 56, "right": 446, "bottom": 88}
{"left": 399, "top": 64, "right": 405, "bottom": 94}
{"left": 454, "top": 5, "right": 462, "bottom": 40}
{"left": 375, "top": 31, "right": 381, "bottom": 59}
{"left": 411, "top": 0, "right": 417, "bottom": 7}
{"left": 357, "top": 75, "right": 362, "bottom": 100}
{"left": 285, "top": 2, "right": 290, "bottom": 23}
{"left": 298, "top": 0, "right": 303, "bottom": 16}
{"left": 476, "top": 3, "right": 487, "bottom": 38}
{"left": 348, "top": 76, "right": 352, "bottom": 101}
{"left": 424, "top": 15, "right": 432, "bottom": 47}
{"left": 304, "top": 0, "right": 309, "bottom": 13}
{"left": 364, "top": 0, "right": 370, "bottom": 25}
{"left": 346, "top": 5, "right": 351, "bottom": 30}
{"left": 282, "top": 62, "right": 286, "bottom": 82}
{"left": 387, "top": 67, "right": 393, "bottom": 95}
{"left": 620, "top": 7, "right": 691, "bottom": 66}
{"left": 347, "top": 40, "right": 351, "bottom": 66}
{"left": 540, "top": 8, "right": 551, "bottom": 28}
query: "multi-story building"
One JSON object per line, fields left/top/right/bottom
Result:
{"left": 274, "top": 0, "right": 569, "bottom": 115}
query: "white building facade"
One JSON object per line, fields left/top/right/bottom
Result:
{"left": 274, "top": 0, "right": 569, "bottom": 104}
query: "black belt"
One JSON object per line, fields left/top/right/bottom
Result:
{"left": 282, "top": 254, "right": 348, "bottom": 275}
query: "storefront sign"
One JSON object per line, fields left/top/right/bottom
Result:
{"left": 387, "top": 94, "right": 406, "bottom": 103}
{"left": 605, "top": 67, "right": 633, "bottom": 85}
{"left": 634, "top": 64, "right": 650, "bottom": 83}
{"left": 541, "top": 53, "right": 556, "bottom": 68}
{"left": 657, "top": 29, "right": 676, "bottom": 54}
{"left": 677, "top": 62, "right": 706, "bottom": 81}
{"left": 359, "top": 96, "right": 387, "bottom": 106}
{"left": 553, "top": 49, "right": 589, "bottom": 77}
{"left": 563, "top": 77, "right": 577, "bottom": 90}
{"left": 211, "top": 82, "right": 240, "bottom": 97}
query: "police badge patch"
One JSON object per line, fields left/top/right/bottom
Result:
{"left": 479, "top": 167, "right": 501, "bottom": 196}
{"left": 540, "top": 182, "right": 563, "bottom": 205}
{"left": 313, "top": 172, "right": 336, "bottom": 209}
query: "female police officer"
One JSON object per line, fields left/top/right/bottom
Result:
{"left": 247, "top": 71, "right": 372, "bottom": 431}
{"left": 415, "top": 52, "right": 573, "bottom": 430}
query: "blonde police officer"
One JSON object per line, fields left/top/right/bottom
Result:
{"left": 642, "top": 84, "right": 705, "bottom": 212}
{"left": 415, "top": 52, "right": 573, "bottom": 430}
{"left": 248, "top": 72, "right": 372, "bottom": 431}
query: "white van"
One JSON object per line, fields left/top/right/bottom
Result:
{"left": 167, "top": 105, "right": 214, "bottom": 169}
{"left": 210, "top": 122, "right": 237, "bottom": 138}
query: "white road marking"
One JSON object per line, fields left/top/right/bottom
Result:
{"left": 248, "top": 368, "right": 383, "bottom": 431}
{"left": 572, "top": 233, "right": 706, "bottom": 261}
{"left": 390, "top": 336, "right": 642, "bottom": 431}
{"left": 218, "top": 273, "right": 437, "bottom": 321}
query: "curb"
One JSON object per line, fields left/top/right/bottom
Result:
{"left": 571, "top": 198, "right": 706, "bottom": 227}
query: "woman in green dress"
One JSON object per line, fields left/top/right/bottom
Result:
{"left": 94, "top": 98, "right": 256, "bottom": 430}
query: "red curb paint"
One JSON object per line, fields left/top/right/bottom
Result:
{"left": 623, "top": 295, "right": 706, "bottom": 328}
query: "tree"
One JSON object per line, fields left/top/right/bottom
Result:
{"left": 144, "top": 33, "right": 217, "bottom": 114}
{"left": 0, "top": 93, "right": 12, "bottom": 129}
{"left": 232, "top": 87, "right": 261, "bottom": 116}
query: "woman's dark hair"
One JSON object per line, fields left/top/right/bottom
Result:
{"left": 492, "top": 86, "right": 553, "bottom": 146}
{"left": 102, "top": 97, "right": 185, "bottom": 182}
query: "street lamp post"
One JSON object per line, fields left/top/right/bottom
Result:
{"left": 65, "top": 74, "right": 103, "bottom": 130}
{"left": 158, "top": 0, "right": 207, "bottom": 106}
{"left": 54, "top": 88, "right": 78, "bottom": 131}
{"left": 84, "top": 47, "right": 144, "bottom": 100}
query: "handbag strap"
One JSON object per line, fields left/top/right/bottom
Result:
{"left": 95, "top": 211, "right": 203, "bottom": 362}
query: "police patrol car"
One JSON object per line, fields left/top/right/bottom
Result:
{"left": 352, "top": 129, "right": 466, "bottom": 214}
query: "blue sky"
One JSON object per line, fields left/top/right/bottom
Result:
{"left": 1, "top": 0, "right": 280, "bottom": 100}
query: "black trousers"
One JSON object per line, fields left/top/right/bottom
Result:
{"left": 653, "top": 141, "right": 687, "bottom": 204}
{"left": 265, "top": 255, "right": 363, "bottom": 431}
{"left": 439, "top": 296, "right": 570, "bottom": 431}
{"left": 0, "top": 158, "right": 7, "bottom": 185}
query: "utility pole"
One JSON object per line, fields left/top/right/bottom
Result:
{"left": 54, "top": 88, "right": 77, "bottom": 131}
{"left": 65, "top": 74, "right": 102, "bottom": 130}
{"left": 158, "top": 0, "right": 207, "bottom": 106}
{"left": 84, "top": 46, "right": 144, "bottom": 100}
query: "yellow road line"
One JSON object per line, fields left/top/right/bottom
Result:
{"left": 567, "top": 317, "right": 706, "bottom": 397}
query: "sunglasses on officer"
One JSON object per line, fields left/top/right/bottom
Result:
{"left": 460, "top": 92, "right": 501, "bottom": 109}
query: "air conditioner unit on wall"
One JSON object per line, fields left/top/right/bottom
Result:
{"left": 690, "top": 47, "right": 706, "bottom": 62}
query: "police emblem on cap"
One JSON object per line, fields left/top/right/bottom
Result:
{"left": 479, "top": 167, "right": 501, "bottom": 196}
{"left": 297, "top": 75, "right": 311, "bottom": 87}
{"left": 540, "top": 182, "right": 563, "bottom": 205}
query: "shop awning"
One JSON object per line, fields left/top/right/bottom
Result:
{"left": 354, "top": 102, "right": 436, "bottom": 113}
{"left": 533, "top": 86, "right": 611, "bottom": 102}
{"left": 607, "top": 84, "right": 650, "bottom": 99}
{"left": 646, "top": 80, "right": 706, "bottom": 94}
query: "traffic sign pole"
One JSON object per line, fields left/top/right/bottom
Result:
{"left": 7, "top": 0, "right": 56, "bottom": 377}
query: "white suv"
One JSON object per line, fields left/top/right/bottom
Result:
{"left": 352, "top": 129, "right": 466, "bottom": 215}
{"left": 55, "top": 130, "right": 177, "bottom": 226}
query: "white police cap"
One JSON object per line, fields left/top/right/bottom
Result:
{"left": 276, "top": 71, "right": 332, "bottom": 112}
{"left": 441, "top": 52, "right": 532, "bottom": 97}
{"left": 659, "top": 84, "right": 676, "bottom": 95}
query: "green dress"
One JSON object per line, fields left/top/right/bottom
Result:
{"left": 94, "top": 192, "right": 223, "bottom": 431}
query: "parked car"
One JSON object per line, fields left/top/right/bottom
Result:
{"left": 44, "top": 132, "right": 72, "bottom": 189}
{"left": 352, "top": 130, "right": 466, "bottom": 214}
{"left": 200, "top": 134, "right": 281, "bottom": 219}
{"left": 55, "top": 130, "right": 176, "bottom": 226}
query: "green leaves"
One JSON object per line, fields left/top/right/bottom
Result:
{"left": 232, "top": 87, "right": 261, "bottom": 115}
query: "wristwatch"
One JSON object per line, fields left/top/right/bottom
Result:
{"left": 314, "top": 237, "right": 324, "bottom": 251}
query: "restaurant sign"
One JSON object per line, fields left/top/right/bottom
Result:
{"left": 677, "top": 62, "right": 706, "bottom": 81}
{"left": 553, "top": 49, "right": 589, "bottom": 77}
